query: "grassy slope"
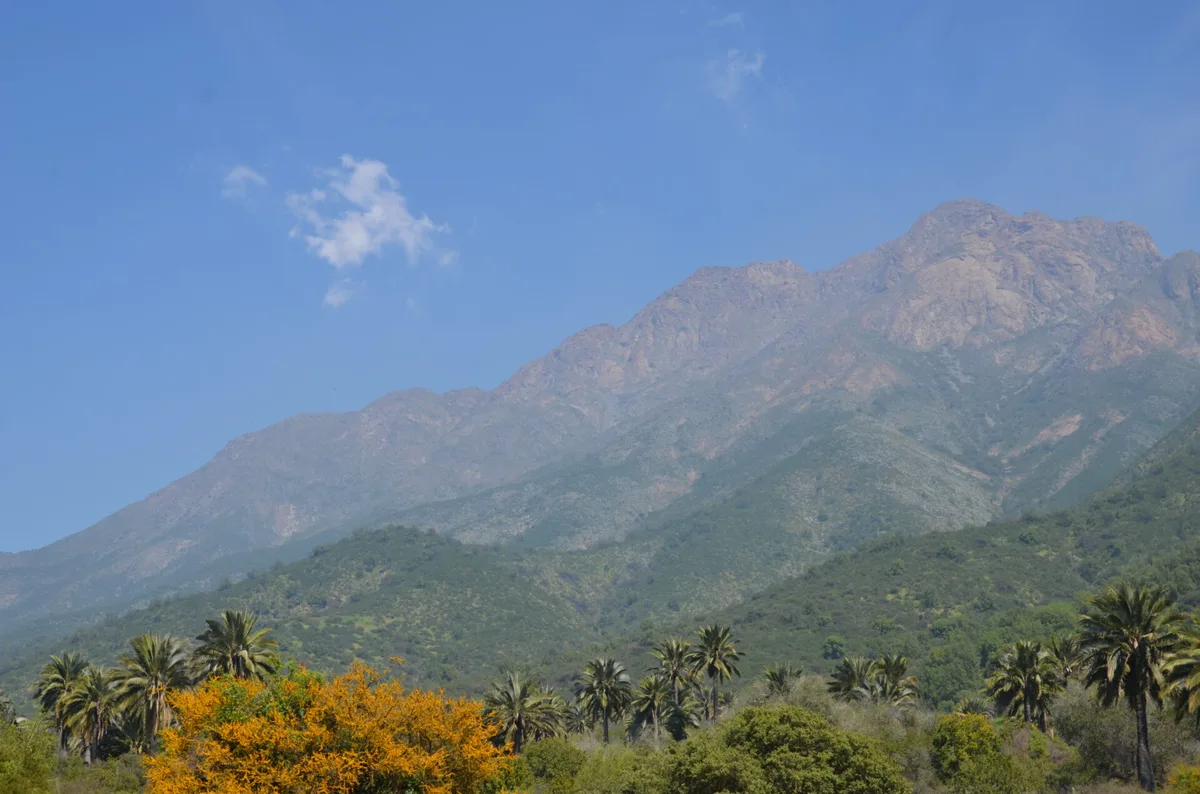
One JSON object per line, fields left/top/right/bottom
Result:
{"left": 0, "top": 527, "right": 601, "bottom": 704}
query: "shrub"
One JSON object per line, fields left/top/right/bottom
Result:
{"left": 656, "top": 705, "right": 910, "bottom": 794}
{"left": 523, "top": 738, "right": 587, "bottom": 794}
{"left": 145, "top": 663, "right": 512, "bottom": 793}
{"left": 0, "top": 720, "right": 55, "bottom": 794}
{"left": 931, "top": 713, "right": 1001, "bottom": 782}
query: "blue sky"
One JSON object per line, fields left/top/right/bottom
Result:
{"left": 2, "top": 0, "right": 1198, "bottom": 552}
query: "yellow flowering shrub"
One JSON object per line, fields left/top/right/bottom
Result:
{"left": 145, "top": 662, "right": 512, "bottom": 794}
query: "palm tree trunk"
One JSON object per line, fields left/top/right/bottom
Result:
{"left": 1023, "top": 696, "right": 1031, "bottom": 724}
{"left": 1135, "top": 693, "right": 1155, "bottom": 791}
{"left": 602, "top": 712, "right": 610, "bottom": 744}
{"left": 711, "top": 681, "right": 719, "bottom": 722}
{"left": 56, "top": 724, "right": 68, "bottom": 763}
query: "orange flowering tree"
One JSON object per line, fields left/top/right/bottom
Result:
{"left": 145, "top": 662, "right": 514, "bottom": 794}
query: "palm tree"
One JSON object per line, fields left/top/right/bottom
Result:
{"left": 628, "top": 674, "right": 673, "bottom": 742}
{"left": 111, "top": 634, "right": 193, "bottom": 754}
{"left": 1165, "top": 622, "right": 1200, "bottom": 724}
{"left": 872, "top": 654, "right": 919, "bottom": 706}
{"left": 575, "top": 658, "right": 633, "bottom": 744}
{"left": 828, "top": 656, "right": 876, "bottom": 702}
{"left": 650, "top": 637, "right": 696, "bottom": 710}
{"left": 1080, "top": 583, "right": 1183, "bottom": 791}
{"left": 0, "top": 688, "right": 13, "bottom": 725}
{"left": 687, "top": 625, "right": 741, "bottom": 722}
{"left": 33, "top": 651, "right": 88, "bottom": 760}
{"left": 953, "top": 696, "right": 994, "bottom": 717}
{"left": 192, "top": 609, "right": 280, "bottom": 681}
{"left": 1047, "top": 634, "right": 1082, "bottom": 684}
{"left": 61, "top": 665, "right": 117, "bottom": 765}
{"left": 563, "top": 700, "right": 590, "bottom": 735}
{"left": 481, "top": 671, "right": 564, "bottom": 752}
{"left": 986, "top": 641, "right": 1061, "bottom": 731}
{"left": 762, "top": 663, "right": 803, "bottom": 698}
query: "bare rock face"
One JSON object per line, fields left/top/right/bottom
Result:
{"left": 5, "top": 199, "right": 1200, "bottom": 635}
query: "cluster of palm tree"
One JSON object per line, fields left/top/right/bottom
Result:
{"left": 483, "top": 623, "right": 744, "bottom": 748}
{"left": 30, "top": 609, "right": 279, "bottom": 765}
{"left": 827, "top": 653, "right": 919, "bottom": 706}
{"left": 980, "top": 583, "right": 1200, "bottom": 792}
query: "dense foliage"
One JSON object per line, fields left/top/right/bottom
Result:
{"left": 147, "top": 663, "right": 508, "bottom": 794}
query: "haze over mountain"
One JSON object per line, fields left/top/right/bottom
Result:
{"left": 5, "top": 198, "right": 1200, "bottom": 637}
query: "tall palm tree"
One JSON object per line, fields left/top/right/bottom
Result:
{"left": 871, "top": 654, "right": 919, "bottom": 706}
{"left": 481, "top": 671, "right": 564, "bottom": 752}
{"left": 1080, "top": 583, "right": 1183, "bottom": 791}
{"left": 1047, "top": 634, "right": 1083, "bottom": 685}
{"left": 192, "top": 609, "right": 280, "bottom": 681}
{"left": 575, "top": 658, "right": 633, "bottom": 744}
{"left": 111, "top": 634, "right": 193, "bottom": 754}
{"left": 986, "top": 641, "right": 1061, "bottom": 731}
{"left": 828, "top": 656, "right": 876, "bottom": 702}
{"left": 628, "top": 674, "right": 674, "bottom": 742}
{"left": 687, "top": 625, "right": 741, "bottom": 722}
{"left": 650, "top": 637, "right": 696, "bottom": 710}
{"left": 762, "top": 663, "right": 803, "bottom": 698}
{"left": 33, "top": 651, "right": 88, "bottom": 760}
{"left": 61, "top": 665, "right": 117, "bottom": 765}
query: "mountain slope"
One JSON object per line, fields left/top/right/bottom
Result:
{"left": 7, "top": 399, "right": 1200, "bottom": 715}
{"left": 6, "top": 199, "right": 1200, "bottom": 637}
{"left": 584, "top": 401, "right": 1200, "bottom": 706}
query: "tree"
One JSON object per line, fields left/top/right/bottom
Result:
{"left": 61, "top": 665, "right": 117, "bottom": 765}
{"left": 658, "top": 705, "right": 909, "bottom": 794}
{"left": 1047, "top": 633, "right": 1083, "bottom": 684}
{"left": 628, "top": 674, "right": 672, "bottom": 742}
{"left": 111, "top": 634, "right": 192, "bottom": 754}
{"left": 146, "top": 662, "right": 511, "bottom": 793}
{"left": 575, "top": 658, "right": 632, "bottom": 744}
{"left": 872, "top": 654, "right": 919, "bottom": 706}
{"left": 1080, "top": 583, "right": 1183, "bottom": 791}
{"left": 828, "top": 655, "right": 917, "bottom": 706}
{"left": 481, "top": 671, "right": 564, "bottom": 752}
{"left": 762, "top": 663, "right": 803, "bottom": 698}
{"left": 688, "top": 624, "right": 741, "bottom": 722}
{"left": 951, "top": 696, "right": 994, "bottom": 717}
{"left": 986, "top": 641, "right": 1062, "bottom": 731}
{"left": 828, "top": 656, "right": 876, "bottom": 702}
{"left": 0, "top": 719, "right": 56, "bottom": 794}
{"left": 931, "top": 713, "right": 1001, "bottom": 782}
{"left": 32, "top": 651, "right": 87, "bottom": 761}
{"left": 1166, "top": 622, "right": 1200, "bottom": 724}
{"left": 0, "top": 688, "right": 13, "bottom": 725}
{"left": 650, "top": 637, "right": 696, "bottom": 710}
{"left": 191, "top": 609, "right": 280, "bottom": 681}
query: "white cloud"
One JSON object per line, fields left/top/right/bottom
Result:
{"left": 437, "top": 250, "right": 459, "bottom": 267}
{"left": 709, "top": 11, "right": 743, "bottom": 27}
{"left": 221, "top": 165, "right": 267, "bottom": 199}
{"left": 323, "top": 280, "right": 354, "bottom": 308}
{"left": 708, "top": 49, "right": 765, "bottom": 101}
{"left": 287, "top": 155, "right": 450, "bottom": 270}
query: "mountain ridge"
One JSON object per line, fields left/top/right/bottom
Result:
{"left": 5, "top": 198, "right": 1200, "bottom": 638}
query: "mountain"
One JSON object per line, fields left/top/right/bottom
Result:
{"left": 6, "top": 396, "right": 1200, "bottom": 713}
{"left": 5, "top": 199, "right": 1200, "bottom": 638}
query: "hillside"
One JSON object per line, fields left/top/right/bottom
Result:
{"left": 7, "top": 402, "right": 1200, "bottom": 716}
{"left": 6, "top": 200, "right": 1200, "bottom": 641}
{"left": 584, "top": 401, "right": 1200, "bottom": 707}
